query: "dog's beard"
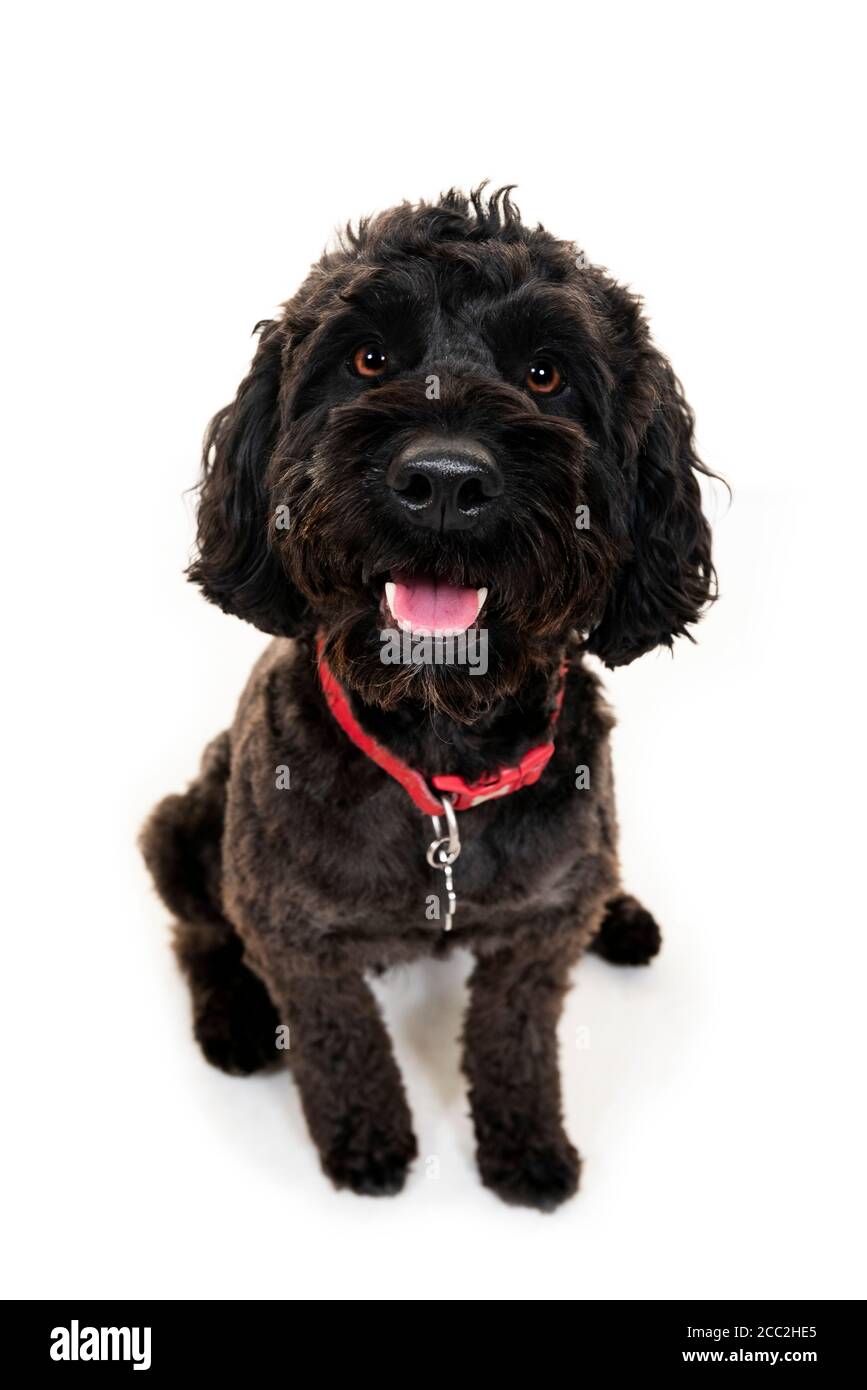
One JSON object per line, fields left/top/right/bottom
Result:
{"left": 288, "top": 536, "right": 610, "bottom": 720}
{"left": 316, "top": 599, "right": 561, "bottom": 722}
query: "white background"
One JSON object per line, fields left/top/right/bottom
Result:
{"left": 2, "top": 1, "right": 865, "bottom": 1301}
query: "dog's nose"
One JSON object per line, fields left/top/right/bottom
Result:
{"left": 386, "top": 441, "right": 503, "bottom": 532}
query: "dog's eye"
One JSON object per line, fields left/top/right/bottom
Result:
{"left": 526, "top": 359, "right": 563, "bottom": 395}
{"left": 352, "top": 345, "right": 388, "bottom": 378}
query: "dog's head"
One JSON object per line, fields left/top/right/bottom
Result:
{"left": 190, "top": 187, "right": 716, "bottom": 718}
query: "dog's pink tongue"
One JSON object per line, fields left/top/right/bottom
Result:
{"left": 390, "top": 573, "right": 479, "bottom": 633}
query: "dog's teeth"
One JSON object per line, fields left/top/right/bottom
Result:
{"left": 476, "top": 587, "right": 488, "bottom": 618}
{"left": 384, "top": 581, "right": 397, "bottom": 618}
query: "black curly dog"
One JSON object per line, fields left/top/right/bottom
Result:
{"left": 142, "top": 187, "right": 716, "bottom": 1210}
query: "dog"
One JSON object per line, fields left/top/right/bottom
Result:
{"left": 141, "top": 186, "right": 716, "bottom": 1210}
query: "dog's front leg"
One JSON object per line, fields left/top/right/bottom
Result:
{"left": 463, "top": 941, "right": 580, "bottom": 1211}
{"left": 279, "top": 969, "right": 417, "bottom": 1196}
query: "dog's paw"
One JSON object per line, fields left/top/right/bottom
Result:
{"left": 193, "top": 976, "right": 281, "bottom": 1077}
{"left": 591, "top": 893, "right": 662, "bottom": 966}
{"left": 477, "top": 1131, "right": 581, "bottom": 1212}
{"left": 322, "top": 1123, "right": 418, "bottom": 1197}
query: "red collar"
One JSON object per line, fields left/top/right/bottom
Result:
{"left": 316, "top": 640, "right": 567, "bottom": 815}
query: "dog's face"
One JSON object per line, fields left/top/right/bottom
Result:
{"left": 191, "top": 189, "right": 715, "bottom": 717}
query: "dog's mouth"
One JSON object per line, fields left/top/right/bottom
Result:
{"left": 380, "top": 569, "right": 488, "bottom": 636}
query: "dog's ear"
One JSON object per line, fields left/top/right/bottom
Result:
{"left": 187, "top": 321, "right": 308, "bottom": 636}
{"left": 585, "top": 349, "right": 716, "bottom": 667}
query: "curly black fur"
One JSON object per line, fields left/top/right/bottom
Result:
{"left": 142, "top": 186, "right": 716, "bottom": 1210}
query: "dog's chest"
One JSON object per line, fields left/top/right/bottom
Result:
{"left": 224, "top": 656, "right": 617, "bottom": 954}
{"left": 231, "top": 746, "right": 610, "bottom": 948}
